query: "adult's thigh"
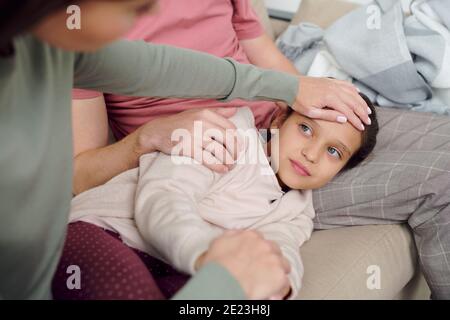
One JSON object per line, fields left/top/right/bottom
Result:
{"left": 52, "top": 221, "right": 165, "bottom": 300}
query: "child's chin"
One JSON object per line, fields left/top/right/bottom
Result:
{"left": 278, "top": 172, "right": 316, "bottom": 190}
{"left": 283, "top": 180, "right": 310, "bottom": 191}
{"left": 286, "top": 180, "right": 324, "bottom": 191}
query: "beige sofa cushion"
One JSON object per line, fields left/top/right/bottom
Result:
{"left": 291, "top": 0, "right": 359, "bottom": 28}
{"left": 297, "top": 224, "right": 426, "bottom": 299}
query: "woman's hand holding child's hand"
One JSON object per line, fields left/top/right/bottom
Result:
{"left": 294, "top": 76, "right": 372, "bottom": 131}
{"left": 194, "top": 230, "right": 291, "bottom": 300}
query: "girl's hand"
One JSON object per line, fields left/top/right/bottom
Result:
{"left": 134, "top": 107, "right": 240, "bottom": 173}
{"left": 293, "top": 76, "right": 372, "bottom": 131}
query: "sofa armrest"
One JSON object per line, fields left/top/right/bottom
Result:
{"left": 263, "top": 0, "right": 361, "bottom": 40}
{"left": 291, "top": 0, "right": 359, "bottom": 28}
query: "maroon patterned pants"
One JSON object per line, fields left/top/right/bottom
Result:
{"left": 52, "top": 221, "right": 189, "bottom": 300}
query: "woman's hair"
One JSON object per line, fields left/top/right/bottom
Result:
{"left": 279, "top": 92, "right": 379, "bottom": 171}
{"left": 0, "top": 0, "right": 76, "bottom": 56}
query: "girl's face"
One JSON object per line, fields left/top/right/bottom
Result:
{"left": 270, "top": 111, "right": 362, "bottom": 190}
{"left": 32, "top": 0, "right": 158, "bottom": 51}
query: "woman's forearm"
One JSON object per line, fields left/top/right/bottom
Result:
{"left": 74, "top": 40, "right": 299, "bottom": 106}
{"left": 72, "top": 131, "right": 146, "bottom": 195}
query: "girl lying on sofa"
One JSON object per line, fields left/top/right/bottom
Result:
{"left": 69, "top": 94, "right": 378, "bottom": 299}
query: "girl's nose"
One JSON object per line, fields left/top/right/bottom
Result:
{"left": 301, "top": 144, "right": 320, "bottom": 163}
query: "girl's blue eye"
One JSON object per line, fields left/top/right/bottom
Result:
{"left": 328, "top": 147, "right": 342, "bottom": 159}
{"left": 300, "top": 124, "right": 312, "bottom": 136}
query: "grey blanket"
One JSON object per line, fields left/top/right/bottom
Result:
{"left": 277, "top": 0, "right": 450, "bottom": 114}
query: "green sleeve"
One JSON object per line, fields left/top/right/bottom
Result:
{"left": 172, "top": 263, "right": 246, "bottom": 300}
{"left": 74, "top": 40, "right": 299, "bottom": 105}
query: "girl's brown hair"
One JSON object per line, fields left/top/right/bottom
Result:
{"left": 342, "top": 93, "right": 379, "bottom": 171}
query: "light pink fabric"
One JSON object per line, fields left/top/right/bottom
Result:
{"left": 73, "top": 0, "right": 278, "bottom": 139}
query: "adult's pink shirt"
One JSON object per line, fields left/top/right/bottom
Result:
{"left": 73, "top": 0, "right": 278, "bottom": 139}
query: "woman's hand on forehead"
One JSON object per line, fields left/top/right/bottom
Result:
{"left": 292, "top": 76, "right": 372, "bottom": 131}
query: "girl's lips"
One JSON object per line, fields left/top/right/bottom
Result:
{"left": 290, "top": 159, "right": 311, "bottom": 176}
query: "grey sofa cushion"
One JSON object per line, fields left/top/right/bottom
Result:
{"left": 313, "top": 107, "right": 450, "bottom": 230}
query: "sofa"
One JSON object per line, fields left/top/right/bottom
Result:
{"left": 251, "top": 0, "right": 431, "bottom": 299}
